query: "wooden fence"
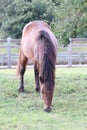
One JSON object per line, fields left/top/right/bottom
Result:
{"left": 0, "top": 38, "right": 20, "bottom": 68}
{"left": 0, "top": 38, "right": 87, "bottom": 68}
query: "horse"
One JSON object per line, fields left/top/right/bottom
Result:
{"left": 17, "top": 20, "right": 58, "bottom": 112}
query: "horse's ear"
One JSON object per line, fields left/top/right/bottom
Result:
{"left": 40, "top": 76, "right": 44, "bottom": 83}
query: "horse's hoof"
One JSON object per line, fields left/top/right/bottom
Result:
{"left": 44, "top": 108, "right": 51, "bottom": 113}
{"left": 18, "top": 88, "right": 24, "bottom": 93}
{"left": 35, "top": 87, "right": 40, "bottom": 92}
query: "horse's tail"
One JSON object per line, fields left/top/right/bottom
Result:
{"left": 38, "top": 30, "right": 57, "bottom": 88}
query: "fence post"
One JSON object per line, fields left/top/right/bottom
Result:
{"left": 68, "top": 38, "right": 72, "bottom": 67}
{"left": 7, "top": 37, "right": 11, "bottom": 68}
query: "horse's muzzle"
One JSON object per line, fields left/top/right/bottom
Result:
{"left": 44, "top": 107, "right": 52, "bottom": 113}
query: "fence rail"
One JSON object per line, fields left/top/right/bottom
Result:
{"left": 0, "top": 38, "right": 87, "bottom": 68}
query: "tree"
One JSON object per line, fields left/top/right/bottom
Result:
{"left": 0, "top": 0, "right": 33, "bottom": 38}
{"left": 0, "top": 0, "right": 54, "bottom": 38}
{"left": 0, "top": 0, "right": 13, "bottom": 37}
{"left": 0, "top": 0, "right": 87, "bottom": 46}
{"left": 52, "top": 0, "right": 87, "bottom": 45}
{"left": 32, "top": 0, "right": 54, "bottom": 23}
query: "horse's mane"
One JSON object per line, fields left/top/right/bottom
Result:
{"left": 38, "top": 30, "right": 56, "bottom": 90}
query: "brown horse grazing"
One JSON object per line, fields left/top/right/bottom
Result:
{"left": 17, "top": 20, "right": 58, "bottom": 112}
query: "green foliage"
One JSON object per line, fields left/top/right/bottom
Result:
{"left": 0, "top": 0, "right": 54, "bottom": 38}
{"left": 0, "top": 0, "right": 33, "bottom": 38}
{"left": 0, "top": 0, "right": 87, "bottom": 45}
{"left": 0, "top": 68, "right": 87, "bottom": 130}
{"left": 52, "top": 0, "right": 87, "bottom": 45}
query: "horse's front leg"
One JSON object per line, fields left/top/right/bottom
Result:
{"left": 19, "top": 65, "right": 25, "bottom": 92}
{"left": 34, "top": 64, "right": 40, "bottom": 92}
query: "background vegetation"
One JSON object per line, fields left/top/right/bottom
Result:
{"left": 0, "top": 68, "right": 87, "bottom": 130}
{"left": 0, "top": 0, "right": 87, "bottom": 45}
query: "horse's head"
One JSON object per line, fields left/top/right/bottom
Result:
{"left": 40, "top": 77, "right": 54, "bottom": 112}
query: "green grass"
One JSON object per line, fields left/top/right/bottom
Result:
{"left": 0, "top": 68, "right": 87, "bottom": 130}
{"left": 58, "top": 46, "right": 87, "bottom": 53}
{"left": 0, "top": 47, "right": 19, "bottom": 54}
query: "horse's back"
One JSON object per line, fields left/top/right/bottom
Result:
{"left": 22, "top": 21, "right": 51, "bottom": 40}
{"left": 21, "top": 21, "right": 58, "bottom": 61}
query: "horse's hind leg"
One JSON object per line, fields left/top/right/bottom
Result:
{"left": 34, "top": 63, "right": 40, "bottom": 92}
{"left": 19, "top": 53, "right": 28, "bottom": 92}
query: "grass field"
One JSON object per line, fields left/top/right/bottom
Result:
{"left": 0, "top": 67, "right": 87, "bottom": 130}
